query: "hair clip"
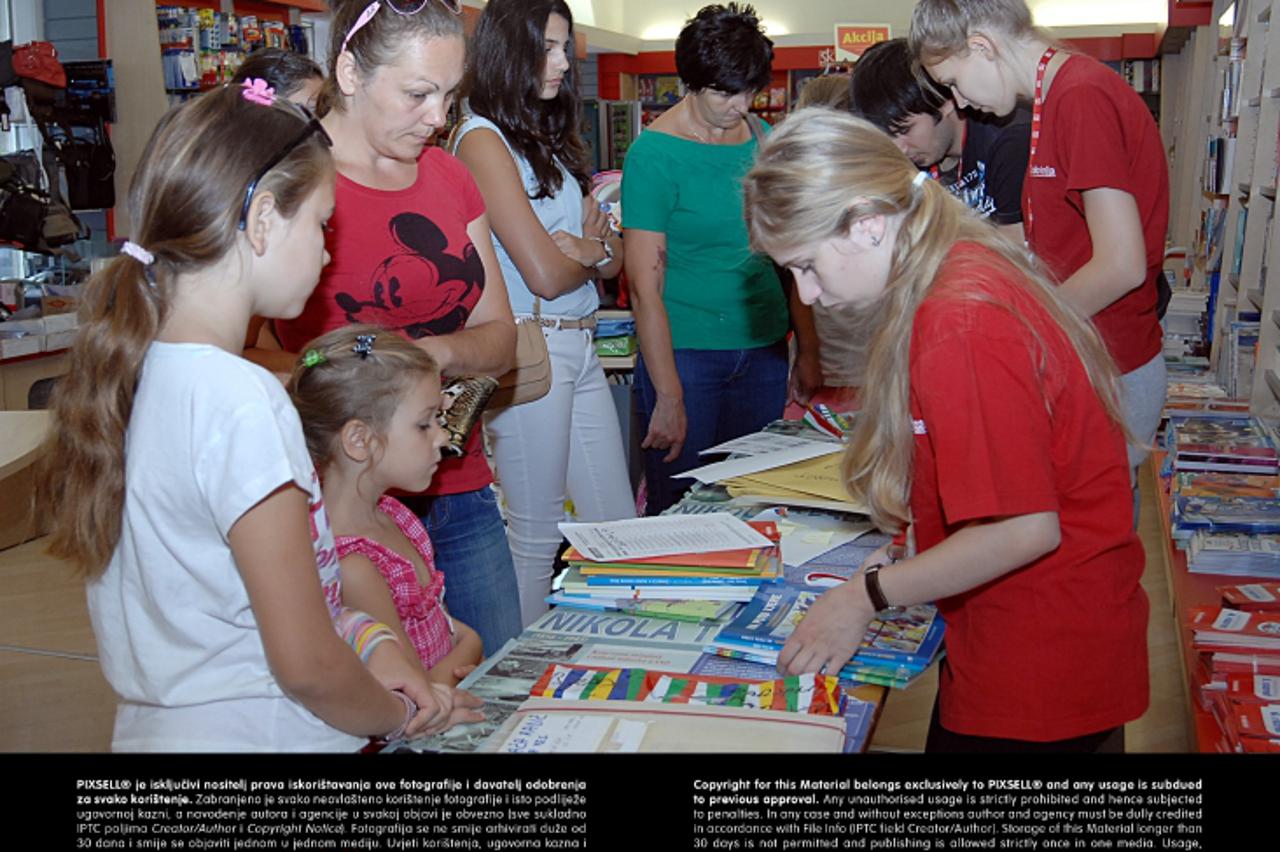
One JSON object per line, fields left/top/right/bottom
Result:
{"left": 912, "top": 170, "right": 929, "bottom": 190}
{"left": 352, "top": 334, "right": 376, "bottom": 358}
{"left": 120, "top": 241, "right": 154, "bottom": 266}
{"left": 241, "top": 78, "right": 276, "bottom": 106}
{"left": 302, "top": 349, "right": 327, "bottom": 368}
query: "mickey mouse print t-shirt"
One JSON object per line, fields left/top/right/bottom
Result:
{"left": 276, "top": 146, "right": 491, "bottom": 496}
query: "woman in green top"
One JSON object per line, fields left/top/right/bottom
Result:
{"left": 622, "top": 2, "right": 820, "bottom": 514}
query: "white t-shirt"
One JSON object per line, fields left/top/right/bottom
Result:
{"left": 87, "top": 343, "right": 364, "bottom": 752}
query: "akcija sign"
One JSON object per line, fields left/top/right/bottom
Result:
{"left": 834, "top": 24, "right": 892, "bottom": 62}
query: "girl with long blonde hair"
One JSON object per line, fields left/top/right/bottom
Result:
{"left": 744, "top": 108, "right": 1149, "bottom": 752}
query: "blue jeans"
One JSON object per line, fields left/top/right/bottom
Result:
{"left": 400, "top": 488, "right": 522, "bottom": 657}
{"left": 635, "top": 341, "right": 789, "bottom": 515}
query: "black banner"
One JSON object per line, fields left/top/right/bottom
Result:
{"left": 13, "top": 753, "right": 1259, "bottom": 848}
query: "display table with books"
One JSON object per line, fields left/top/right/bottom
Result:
{"left": 1151, "top": 451, "right": 1278, "bottom": 751}
{"left": 393, "top": 424, "right": 947, "bottom": 754}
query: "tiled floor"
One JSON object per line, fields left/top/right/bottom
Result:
{"left": 0, "top": 462, "right": 1188, "bottom": 753}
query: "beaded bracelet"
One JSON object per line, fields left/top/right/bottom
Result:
{"left": 334, "top": 610, "right": 399, "bottom": 663}
{"left": 384, "top": 689, "right": 418, "bottom": 742}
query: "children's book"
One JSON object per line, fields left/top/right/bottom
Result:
{"left": 527, "top": 664, "right": 847, "bottom": 716}
{"left": 544, "top": 592, "right": 741, "bottom": 625}
{"left": 1219, "top": 581, "right": 1280, "bottom": 609}
{"left": 1189, "top": 606, "right": 1280, "bottom": 652}
{"left": 712, "top": 581, "right": 945, "bottom": 668}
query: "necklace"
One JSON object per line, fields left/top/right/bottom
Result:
{"left": 683, "top": 98, "right": 716, "bottom": 144}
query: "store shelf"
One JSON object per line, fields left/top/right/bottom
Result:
{"left": 1261, "top": 7, "right": 1273, "bottom": 24}
{"left": 1272, "top": 309, "right": 1280, "bottom": 329}
{"left": 1151, "top": 454, "right": 1235, "bottom": 754}
{"left": 1267, "top": 369, "right": 1280, "bottom": 403}
{"left": 1259, "top": 185, "right": 1278, "bottom": 199}
{"left": 1248, "top": 96, "right": 1263, "bottom": 108}
{"left": 1239, "top": 182, "right": 1253, "bottom": 195}
{"left": 1248, "top": 287, "right": 1266, "bottom": 310}
{"left": 1202, "top": 190, "right": 1231, "bottom": 201}
{"left": 1228, "top": 272, "right": 1241, "bottom": 289}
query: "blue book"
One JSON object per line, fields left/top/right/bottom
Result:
{"left": 712, "top": 581, "right": 946, "bottom": 669}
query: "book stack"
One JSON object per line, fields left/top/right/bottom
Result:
{"left": 554, "top": 520, "right": 783, "bottom": 606}
{"left": 704, "top": 581, "right": 945, "bottom": 689}
{"left": 1189, "top": 603, "right": 1280, "bottom": 752}
{"left": 1169, "top": 417, "right": 1280, "bottom": 475}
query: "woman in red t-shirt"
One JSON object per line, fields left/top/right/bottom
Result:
{"left": 910, "top": 0, "right": 1169, "bottom": 487}
{"left": 743, "top": 110, "right": 1149, "bottom": 752}
{"left": 274, "top": 0, "right": 522, "bottom": 656}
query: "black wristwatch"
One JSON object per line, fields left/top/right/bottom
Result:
{"left": 863, "top": 563, "right": 904, "bottom": 617}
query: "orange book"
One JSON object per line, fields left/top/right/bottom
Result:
{"left": 564, "top": 520, "right": 781, "bottom": 571}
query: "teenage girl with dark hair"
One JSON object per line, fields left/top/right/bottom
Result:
{"left": 454, "top": 0, "right": 634, "bottom": 624}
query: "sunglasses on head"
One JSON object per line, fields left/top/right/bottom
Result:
{"left": 341, "top": 1, "right": 462, "bottom": 54}
{"left": 388, "top": 0, "right": 462, "bottom": 12}
{"left": 238, "top": 108, "right": 334, "bottom": 231}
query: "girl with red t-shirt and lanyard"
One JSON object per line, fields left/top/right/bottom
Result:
{"left": 744, "top": 110, "right": 1149, "bottom": 753}
{"left": 911, "top": 0, "right": 1169, "bottom": 488}
{"left": 274, "top": 0, "right": 523, "bottom": 656}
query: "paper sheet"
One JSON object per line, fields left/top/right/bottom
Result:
{"left": 751, "top": 508, "right": 874, "bottom": 567}
{"left": 678, "top": 442, "right": 845, "bottom": 484}
{"left": 497, "top": 712, "right": 612, "bottom": 753}
{"left": 559, "top": 513, "right": 774, "bottom": 562}
{"left": 698, "top": 432, "right": 838, "bottom": 457}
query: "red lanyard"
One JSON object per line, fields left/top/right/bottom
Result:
{"left": 1024, "top": 46, "right": 1058, "bottom": 242}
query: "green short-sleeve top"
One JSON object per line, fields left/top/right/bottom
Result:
{"left": 621, "top": 128, "right": 789, "bottom": 350}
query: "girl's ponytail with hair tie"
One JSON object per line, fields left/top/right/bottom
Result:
{"left": 911, "top": 170, "right": 929, "bottom": 191}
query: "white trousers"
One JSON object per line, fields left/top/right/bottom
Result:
{"left": 484, "top": 325, "right": 636, "bottom": 625}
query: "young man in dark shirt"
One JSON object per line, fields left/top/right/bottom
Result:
{"left": 850, "top": 38, "right": 1031, "bottom": 243}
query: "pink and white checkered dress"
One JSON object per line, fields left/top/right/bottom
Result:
{"left": 335, "top": 496, "right": 453, "bottom": 670}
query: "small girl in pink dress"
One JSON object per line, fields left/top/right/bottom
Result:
{"left": 289, "top": 325, "right": 483, "bottom": 682}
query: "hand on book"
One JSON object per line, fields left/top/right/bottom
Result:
{"left": 776, "top": 577, "right": 876, "bottom": 680}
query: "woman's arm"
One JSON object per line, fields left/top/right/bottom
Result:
{"left": 1052, "top": 188, "right": 1148, "bottom": 317}
{"left": 778, "top": 512, "right": 1061, "bottom": 677}
{"left": 787, "top": 286, "right": 823, "bottom": 406}
{"left": 625, "top": 227, "right": 685, "bottom": 462}
{"left": 229, "top": 485, "right": 420, "bottom": 738}
{"left": 455, "top": 127, "right": 602, "bottom": 299}
{"left": 412, "top": 214, "right": 518, "bottom": 377}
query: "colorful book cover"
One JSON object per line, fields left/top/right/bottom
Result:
{"left": 714, "top": 581, "right": 945, "bottom": 667}
{"left": 528, "top": 664, "right": 845, "bottom": 716}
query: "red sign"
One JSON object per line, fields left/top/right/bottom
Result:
{"left": 834, "top": 24, "right": 891, "bottom": 62}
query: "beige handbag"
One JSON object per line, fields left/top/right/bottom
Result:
{"left": 489, "top": 311, "right": 551, "bottom": 410}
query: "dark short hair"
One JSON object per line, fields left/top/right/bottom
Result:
{"left": 675, "top": 3, "right": 773, "bottom": 94}
{"left": 232, "top": 48, "right": 323, "bottom": 100}
{"left": 849, "top": 38, "right": 947, "bottom": 135}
